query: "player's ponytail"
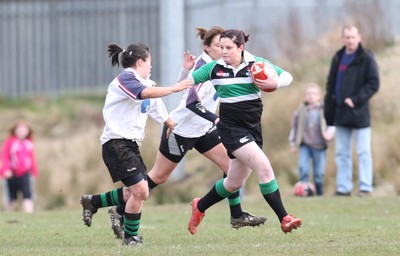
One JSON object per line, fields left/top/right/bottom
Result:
{"left": 196, "top": 26, "right": 224, "bottom": 47}
{"left": 107, "top": 43, "right": 123, "bottom": 67}
{"left": 196, "top": 27, "right": 207, "bottom": 40}
{"left": 242, "top": 31, "right": 250, "bottom": 43}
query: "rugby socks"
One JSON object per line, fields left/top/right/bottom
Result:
{"left": 116, "top": 204, "right": 125, "bottom": 216}
{"left": 197, "top": 179, "right": 233, "bottom": 213}
{"left": 228, "top": 190, "right": 242, "bottom": 219}
{"left": 147, "top": 175, "right": 158, "bottom": 191}
{"left": 90, "top": 188, "right": 124, "bottom": 208}
{"left": 259, "top": 179, "right": 287, "bottom": 222}
{"left": 224, "top": 174, "right": 242, "bottom": 219}
{"left": 124, "top": 212, "right": 141, "bottom": 238}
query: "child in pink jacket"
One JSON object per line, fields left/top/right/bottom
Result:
{"left": 1, "top": 120, "right": 38, "bottom": 212}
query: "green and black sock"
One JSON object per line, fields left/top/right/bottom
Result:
{"left": 124, "top": 212, "right": 141, "bottom": 238}
{"left": 225, "top": 174, "right": 242, "bottom": 219}
{"left": 91, "top": 188, "right": 125, "bottom": 208}
{"left": 260, "top": 179, "right": 287, "bottom": 222}
{"left": 228, "top": 190, "right": 242, "bottom": 219}
{"left": 116, "top": 204, "right": 125, "bottom": 216}
{"left": 197, "top": 178, "right": 233, "bottom": 213}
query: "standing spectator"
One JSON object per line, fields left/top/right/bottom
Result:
{"left": 186, "top": 29, "right": 302, "bottom": 235}
{"left": 0, "top": 120, "right": 38, "bottom": 212}
{"left": 324, "top": 25, "right": 380, "bottom": 197}
{"left": 79, "top": 42, "right": 192, "bottom": 246}
{"left": 289, "top": 83, "right": 335, "bottom": 196}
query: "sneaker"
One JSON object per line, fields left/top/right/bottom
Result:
{"left": 123, "top": 235, "right": 143, "bottom": 246}
{"left": 281, "top": 214, "right": 302, "bottom": 234}
{"left": 188, "top": 198, "right": 205, "bottom": 235}
{"left": 80, "top": 195, "right": 98, "bottom": 227}
{"left": 334, "top": 191, "right": 351, "bottom": 196}
{"left": 108, "top": 206, "right": 124, "bottom": 239}
{"left": 231, "top": 211, "right": 267, "bottom": 229}
{"left": 357, "top": 191, "right": 371, "bottom": 197}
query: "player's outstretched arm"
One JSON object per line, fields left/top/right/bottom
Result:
{"left": 141, "top": 79, "right": 193, "bottom": 99}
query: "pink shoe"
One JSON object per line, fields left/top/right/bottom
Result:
{"left": 281, "top": 214, "right": 302, "bottom": 234}
{"left": 188, "top": 198, "right": 205, "bottom": 235}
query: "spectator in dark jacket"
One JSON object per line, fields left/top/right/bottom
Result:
{"left": 324, "top": 25, "right": 379, "bottom": 197}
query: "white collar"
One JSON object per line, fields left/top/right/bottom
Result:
{"left": 124, "top": 67, "right": 155, "bottom": 87}
{"left": 216, "top": 50, "right": 256, "bottom": 69}
{"left": 201, "top": 51, "right": 214, "bottom": 63}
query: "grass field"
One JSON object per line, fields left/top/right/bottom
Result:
{"left": 1, "top": 196, "right": 399, "bottom": 256}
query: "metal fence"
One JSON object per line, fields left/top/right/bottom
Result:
{"left": 0, "top": 0, "right": 160, "bottom": 98}
{"left": 1, "top": 0, "right": 399, "bottom": 98}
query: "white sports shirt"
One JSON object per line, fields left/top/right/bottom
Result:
{"left": 100, "top": 68, "right": 168, "bottom": 145}
{"left": 170, "top": 51, "right": 219, "bottom": 138}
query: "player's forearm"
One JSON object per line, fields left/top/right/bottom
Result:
{"left": 177, "top": 67, "right": 191, "bottom": 82}
{"left": 140, "top": 86, "right": 180, "bottom": 98}
{"left": 277, "top": 71, "right": 293, "bottom": 88}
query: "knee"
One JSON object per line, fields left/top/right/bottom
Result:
{"left": 149, "top": 171, "right": 169, "bottom": 185}
{"left": 225, "top": 180, "right": 243, "bottom": 192}
{"left": 132, "top": 189, "right": 149, "bottom": 201}
{"left": 122, "top": 187, "right": 131, "bottom": 202}
{"left": 155, "top": 174, "right": 169, "bottom": 185}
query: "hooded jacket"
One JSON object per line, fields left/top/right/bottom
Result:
{"left": 0, "top": 136, "right": 38, "bottom": 178}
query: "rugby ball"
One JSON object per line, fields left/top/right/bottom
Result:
{"left": 293, "top": 181, "right": 316, "bottom": 197}
{"left": 250, "top": 61, "right": 278, "bottom": 92}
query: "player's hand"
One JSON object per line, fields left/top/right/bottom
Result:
{"left": 164, "top": 118, "right": 177, "bottom": 139}
{"left": 344, "top": 98, "right": 354, "bottom": 108}
{"left": 4, "top": 169, "right": 13, "bottom": 179}
{"left": 174, "top": 79, "right": 194, "bottom": 92}
{"left": 254, "top": 77, "right": 278, "bottom": 91}
{"left": 183, "top": 51, "right": 196, "bottom": 71}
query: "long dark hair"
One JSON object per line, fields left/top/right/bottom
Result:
{"left": 107, "top": 43, "right": 150, "bottom": 68}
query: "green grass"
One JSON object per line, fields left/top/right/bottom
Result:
{"left": 1, "top": 196, "right": 399, "bottom": 256}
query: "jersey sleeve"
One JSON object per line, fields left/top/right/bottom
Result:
{"left": 190, "top": 61, "right": 216, "bottom": 85}
{"left": 0, "top": 138, "right": 12, "bottom": 176}
{"left": 149, "top": 98, "right": 169, "bottom": 124}
{"left": 185, "top": 85, "right": 219, "bottom": 123}
{"left": 117, "top": 71, "right": 147, "bottom": 100}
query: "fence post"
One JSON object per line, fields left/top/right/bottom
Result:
{"left": 159, "top": 0, "right": 186, "bottom": 180}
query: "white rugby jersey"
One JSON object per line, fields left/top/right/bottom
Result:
{"left": 100, "top": 68, "right": 168, "bottom": 145}
{"left": 170, "top": 51, "right": 219, "bottom": 138}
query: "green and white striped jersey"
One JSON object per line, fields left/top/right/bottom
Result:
{"left": 191, "top": 50, "right": 283, "bottom": 104}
